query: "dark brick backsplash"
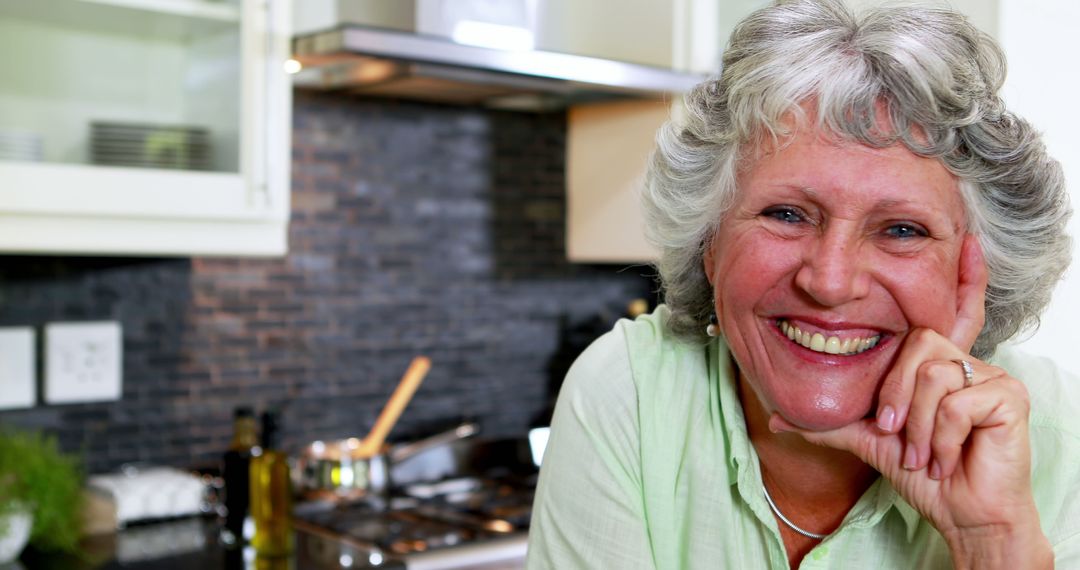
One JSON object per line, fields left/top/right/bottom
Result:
{"left": 0, "top": 93, "right": 657, "bottom": 474}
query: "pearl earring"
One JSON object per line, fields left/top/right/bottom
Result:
{"left": 706, "top": 314, "right": 719, "bottom": 337}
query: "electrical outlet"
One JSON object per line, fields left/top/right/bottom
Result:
{"left": 45, "top": 321, "right": 122, "bottom": 405}
{"left": 0, "top": 327, "right": 35, "bottom": 410}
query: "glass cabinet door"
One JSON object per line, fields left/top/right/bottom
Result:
{"left": 0, "top": 0, "right": 243, "bottom": 173}
{"left": 0, "top": 0, "right": 292, "bottom": 256}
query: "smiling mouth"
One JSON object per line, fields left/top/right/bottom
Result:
{"left": 777, "top": 319, "right": 881, "bottom": 356}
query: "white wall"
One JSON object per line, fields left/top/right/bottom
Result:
{"left": 998, "top": 1, "right": 1080, "bottom": 372}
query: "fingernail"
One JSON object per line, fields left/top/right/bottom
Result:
{"left": 876, "top": 405, "right": 896, "bottom": 432}
{"left": 903, "top": 445, "right": 918, "bottom": 470}
{"left": 929, "top": 460, "right": 942, "bottom": 480}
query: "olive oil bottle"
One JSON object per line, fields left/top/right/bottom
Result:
{"left": 250, "top": 410, "right": 293, "bottom": 557}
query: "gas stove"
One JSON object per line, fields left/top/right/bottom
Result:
{"left": 293, "top": 475, "right": 535, "bottom": 569}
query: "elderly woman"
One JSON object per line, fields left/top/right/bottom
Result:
{"left": 527, "top": 0, "right": 1079, "bottom": 568}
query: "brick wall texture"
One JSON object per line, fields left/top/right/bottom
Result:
{"left": 0, "top": 93, "right": 657, "bottom": 474}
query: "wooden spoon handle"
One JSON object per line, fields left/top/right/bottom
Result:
{"left": 357, "top": 356, "right": 431, "bottom": 458}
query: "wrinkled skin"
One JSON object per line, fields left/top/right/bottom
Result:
{"left": 704, "top": 128, "right": 1052, "bottom": 568}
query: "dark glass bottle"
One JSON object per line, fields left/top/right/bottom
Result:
{"left": 250, "top": 410, "right": 293, "bottom": 557}
{"left": 222, "top": 406, "right": 258, "bottom": 545}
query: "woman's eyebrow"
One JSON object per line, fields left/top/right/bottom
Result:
{"left": 769, "top": 188, "right": 950, "bottom": 220}
{"left": 765, "top": 187, "right": 946, "bottom": 213}
{"left": 874, "top": 198, "right": 920, "bottom": 210}
{"left": 872, "top": 198, "right": 948, "bottom": 218}
{"left": 761, "top": 185, "right": 819, "bottom": 199}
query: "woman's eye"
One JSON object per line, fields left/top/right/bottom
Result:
{"left": 762, "top": 207, "right": 805, "bottom": 224}
{"left": 884, "top": 223, "right": 928, "bottom": 239}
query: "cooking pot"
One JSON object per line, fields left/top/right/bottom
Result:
{"left": 293, "top": 422, "right": 478, "bottom": 503}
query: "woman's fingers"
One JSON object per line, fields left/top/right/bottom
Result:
{"left": 875, "top": 355, "right": 914, "bottom": 434}
{"left": 927, "top": 380, "right": 998, "bottom": 480}
{"left": 948, "top": 235, "right": 988, "bottom": 352}
{"left": 903, "top": 357, "right": 975, "bottom": 471}
{"left": 808, "top": 358, "right": 1022, "bottom": 485}
{"left": 930, "top": 370, "right": 1031, "bottom": 480}
{"left": 774, "top": 365, "right": 1035, "bottom": 537}
{"left": 875, "top": 329, "right": 956, "bottom": 436}
{"left": 874, "top": 235, "right": 986, "bottom": 435}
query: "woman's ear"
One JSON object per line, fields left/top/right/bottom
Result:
{"left": 702, "top": 236, "right": 717, "bottom": 287}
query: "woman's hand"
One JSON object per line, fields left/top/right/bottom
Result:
{"left": 770, "top": 237, "right": 1053, "bottom": 569}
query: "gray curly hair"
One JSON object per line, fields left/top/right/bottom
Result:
{"left": 643, "top": 0, "right": 1071, "bottom": 359}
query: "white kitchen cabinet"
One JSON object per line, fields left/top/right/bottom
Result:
{"left": 0, "top": 0, "right": 291, "bottom": 256}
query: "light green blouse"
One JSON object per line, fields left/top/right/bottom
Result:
{"left": 526, "top": 306, "right": 1080, "bottom": 569}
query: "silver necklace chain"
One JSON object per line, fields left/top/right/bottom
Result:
{"left": 762, "top": 483, "right": 829, "bottom": 540}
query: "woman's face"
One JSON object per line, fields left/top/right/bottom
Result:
{"left": 704, "top": 129, "right": 967, "bottom": 431}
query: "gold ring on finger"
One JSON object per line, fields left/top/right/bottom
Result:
{"left": 951, "top": 359, "right": 975, "bottom": 388}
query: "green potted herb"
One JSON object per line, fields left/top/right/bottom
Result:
{"left": 0, "top": 429, "right": 83, "bottom": 563}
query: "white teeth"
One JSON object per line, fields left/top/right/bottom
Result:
{"left": 777, "top": 320, "right": 881, "bottom": 356}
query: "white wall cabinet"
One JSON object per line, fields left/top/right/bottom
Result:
{"left": 0, "top": 0, "right": 292, "bottom": 257}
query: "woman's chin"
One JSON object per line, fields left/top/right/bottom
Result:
{"left": 777, "top": 397, "right": 874, "bottom": 432}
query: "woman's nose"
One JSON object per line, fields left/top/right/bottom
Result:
{"left": 793, "top": 227, "right": 872, "bottom": 307}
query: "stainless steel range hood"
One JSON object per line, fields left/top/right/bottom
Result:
{"left": 291, "top": 25, "right": 705, "bottom": 111}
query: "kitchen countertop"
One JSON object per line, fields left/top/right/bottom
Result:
{"left": 16, "top": 517, "right": 526, "bottom": 570}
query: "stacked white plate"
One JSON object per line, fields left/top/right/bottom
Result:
{"left": 0, "top": 128, "right": 43, "bottom": 162}
{"left": 90, "top": 121, "right": 211, "bottom": 171}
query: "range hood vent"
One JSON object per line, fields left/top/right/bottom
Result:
{"left": 292, "top": 26, "right": 705, "bottom": 111}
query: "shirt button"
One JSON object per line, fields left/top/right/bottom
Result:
{"left": 811, "top": 547, "right": 829, "bottom": 560}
